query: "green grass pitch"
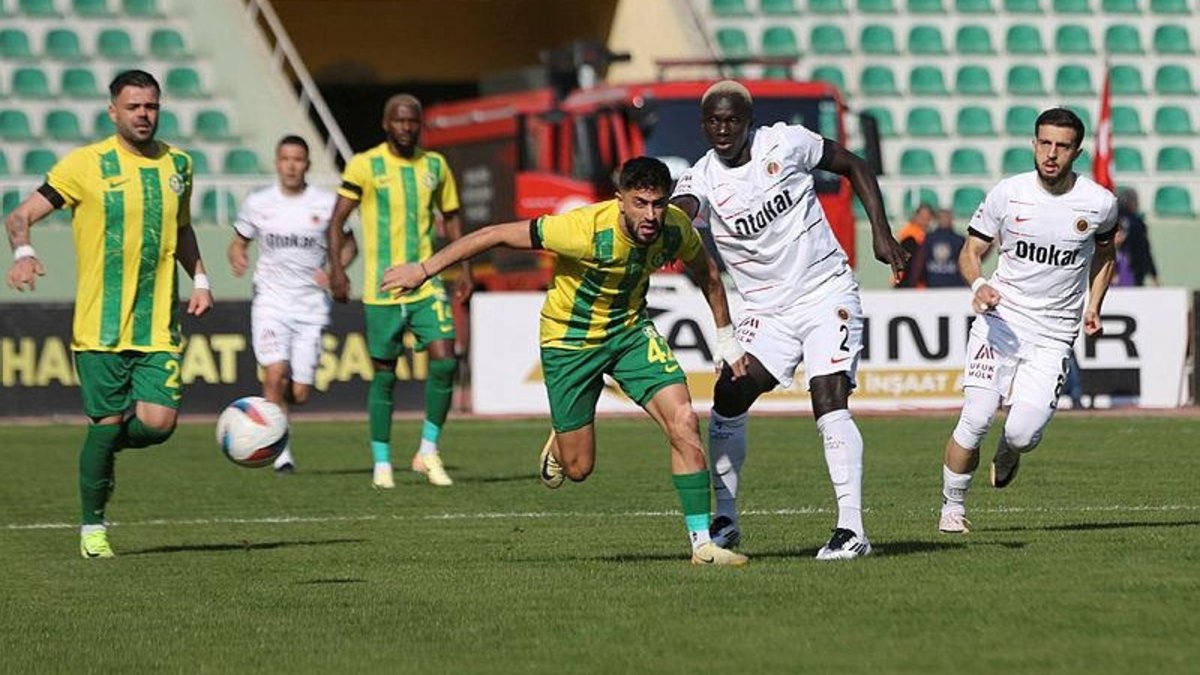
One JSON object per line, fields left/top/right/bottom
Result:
{"left": 1, "top": 414, "right": 1197, "bottom": 673}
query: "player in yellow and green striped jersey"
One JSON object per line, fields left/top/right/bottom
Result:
{"left": 4, "top": 70, "right": 213, "bottom": 559}
{"left": 328, "top": 94, "right": 471, "bottom": 489}
{"left": 379, "top": 157, "right": 750, "bottom": 566}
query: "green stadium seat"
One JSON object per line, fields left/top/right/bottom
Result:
{"left": 1113, "top": 147, "right": 1144, "bottom": 172}
{"left": 1149, "top": 0, "right": 1190, "bottom": 12}
{"left": 46, "top": 30, "right": 85, "bottom": 62}
{"left": 1003, "top": 0, "right": 1043, "bottom": 12}
{"left": 957, "top": 106, "right": 996, "bottom": 136}
{"left": 808, "top": 0, "right": 848, "bottom": 11}
{"left": 165, "top": 67, "right": 205, "bottom": 98}
{"left": 45, "top": 109, "right": 84, "bottom": 141}
{"left": 1074, "top": 149, "right": 1092, "bottom": 175}
{"left": 711, "top": 0, "right": 751, "bottom": 14}
{"left": 810, "top": 25, "right": 849, "bottom": 54}
{"left": 3, "top": 191, "right": 21, "bottom": 216}
{"left": 762, "top": 0, "right": 800, "bottom": 13}
{"left": 61, "top": 68, "right": 104, "bottom": 99}
{"left": 73, "top": 0, "right": 116, "bottom": 17}
{"left": 1103, "top": 0, "right": 1142, "bottom": 11}
{"left": 1153, "top": 25, "right": 1194, "bottom": 54}
{"left": 903, "top": 187, "right": 940, "bottom": 213}
{"left": 950, "top": 148, "right": 988, "bottom": 175}
{"left": 223, "top": 148, "right": 261, "bottom": 174}
{"left": 1154, "top": 186, "right": 1194, "bottom": 217}
{"left": 859, "top": 25, "right": 897, "bottom": 54}
{"left": 1052, "top": 0, "right": 1091, "bottom": 11}
{"left": 906, "top": 107, "right": 946, "bottom": 136}
{"left": 1002, "top": 147, "right": 1034, "bottom": 173}
{"left": 12, "top": 68, "right": 52, "bottom": 99}
{"left": 956, "top": 25, "right": 995, "bottom": 54}
{"left": 861, "top": 66, "right": 900, "bottom": 95}
{"left": 1005, "top": 105, "right": 1039, "bottom": 135}
{"left": 909, "top": 66, "right": 948, "bottom": 95}
{"left": 0, "top": 110, "right": 35, "bottom": 141}
{"left": 97, "top": 28, "right": 137, "bottom": 60}
{"left": 956, "top": 0, "right": 994, "bottom": 11}
{"left": 762, "top": 66, "right": 792, "bottom": 80}
{"left": 149, "top": 29, "right": 188, "bottom": 59}
{"left": 908, "top": 0, "right": 948, "bottom": 11}
{"left": 199, "top": 189, "right": 237, "bottom": 224}
{"left": 1055, "top": 65, "right": 1095, "bottom": 95}
{"left": 1007, "top": 65, "right": 1046, "bottom": 95}
{"left": 1065, "top": 105, "right": 1093, "bottom": 131}
{"left": 716, "top": 28, "right": 750, "bottom": 57}
{"left": 93, "top": 110, "right": 115, "bottom": 137}
{"left": 0, "top": 29, "right": 34, "bottom": 59}
{"left": 1111, "top": 106, "right": 1144, "bottom": 135}
{"left": 186, "top": 148, "right": 210, "bottom": 175}
{"left": 1055, "top": 24, "right": 1095, "bottom": 54}
{"left": 1155, "top": 65, "right": 1195, "bottom": 95}
{"left": 899, "top": 148, "right": 938, "bottom": 175}
{"left": 908, "top": 25, "right": 948, "bottom": 55}
{"left": 956, "top": 65, "right": 995, "bottom": 95}
{"left": 0, "top": 152, "right": 8, "bottom": 177}
{"left": 953, "top": 187, "right": 986, "bottom": 217}
{"left": 194, "top": 110, "right": 234, "bottom": 141}
{"left": 122, "top": 0, "right": 164, "bottom": 17}
{"left": 1006, "top": 25, "right": 1045, "bottom": 54}
{"left": 762, "top": 27, "right": 800, "bottom": 57}
{"left": 23, "top": 149, "right": 58, "bottom": 175}
{"left": 863, "top": 106, "right": 897, "bottom": 137}
{"left": 811, "top": 66, "right": 846, "bottom": 92}
{"left": 1155, "top": 105, "right": 1195, "bottom": 134}
{"left": 20, "top": 0, "right": 61, "bottom": 17}
{"left": 1104, "top": 25, "right": 1143, "bottom": 54}
{"left": 1156, "top": 146, "right": 1194, "bottom": 172}
{"left": 157, "top": 109, "right": 183, "bottom": 140}
{"left": 858, "top": 0, "right": 898, "bottom": 11}
{"left": 1110, "top": 65, "right": 1145, "bottom": 95}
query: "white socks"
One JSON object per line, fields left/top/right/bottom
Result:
{"left": 273, "top": 447, "right": 294, "bottom": 469}
{"left": 942, "top": 465, "right": 974, "bottom": 514}
{"left": 418, "top": 438, "right": 438, "bottom": 456}
{"left": 816, "top": 409, "right": 865, "bottom": 536}
{"left": 708, "top": 410, "right": 748, "bottom": 523}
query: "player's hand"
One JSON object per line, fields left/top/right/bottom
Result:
{"left": 1083, "top": 309, "right": 1103, "bottom": 336}
{"left": 227, "top": 246, "right": 248, "bottom": 278}
{"left": 872, "top": 233, "right": 909, "bottom": 285}
{"left": 380, "top": 263, "right": 426, "bottom": 295}
{"left": 313, "top": 268, "right": 330, "bottom": 289}
{"left": 453, "top": 274, "right": 474, "bottom": 303}
{"left": 972, "top": 284, "right": 1002, "bottom": 314}
{"left": 188, "top": 288, "right": 213, "bottom": 316}
{"left": 329, "top": 268, "right": 350, "bottom": 303}
{"left": 6, "top": 257, "right": 46, "bottom": 292}
{"left": 714, "top": 325, "right": 748, "bottom": 379}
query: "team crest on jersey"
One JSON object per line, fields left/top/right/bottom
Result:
{"left": 168, "top": 173, "right": 186, "bottom": 195}
{"left": 836, "top": 307, "right": 850, "bottom": 322}
{"left": 642, "top": 325, "right": 661, "bottom": 339}
{"left": 1074, "top": 218, "right": 1089, "bottom": 233}
{"left": 423, "top": 172, "right": 437, "bottom": 189}
{"left": 765, "top": 160, "right": 782, "bottom": 177}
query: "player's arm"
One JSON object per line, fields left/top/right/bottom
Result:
{"left": 441, "top": 210, "right": 474, "bottom": 301}
{"left": 817, "top": 141, "right": 907, "bottom": 283}
{"left": 381, "top": 220, "right": 532, "bottom": 294}
{"left": 960, "top": 233, "right": 1000, "bottom": 313}
{"left": 1083, "top": 236, "right": 1117, "bottom": 337}
{"left": 4, "top": 187, "right": 56, "bottom": 292}
{"left": 327, "top": 195, "right": 359, "bottom": 302}
{"left": 227, "top": 233, "right": 252, "bottom": 278}
{"left": 339, "top": 228, "right": 358, "bottom": 267}
{"left": 670, "top": 195, "right": 701, "bottom": 221}
{"left": 683, "top": 246, "right": 747, "bottom": 378}
{"left": 176, "top": 224, "right": 213, "bottom": 316}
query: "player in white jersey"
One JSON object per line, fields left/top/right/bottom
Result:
{"left": 228, "top": 135, "right": 352, "bottom": 473}
{"left": 938, "top": 108, "right": 1117, "bottom": 533}
{"left": 671, "top": 81, "right": 906, "bottom": 560}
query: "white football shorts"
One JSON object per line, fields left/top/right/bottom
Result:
{"left": 961, "top": 314, "right": 1070, "bottom": 410}
{"left": 251, "top": 304, "right": 326, "bottom": 385}
{"left": 734, "top": 288, "right": 864, "bottom": 390}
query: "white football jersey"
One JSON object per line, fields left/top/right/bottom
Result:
{"left": 672, "top": 122, "right": 856, "bottom": 312}
{"left": 969, "top": 172, "right": 1118, "bottom": 345}
{"left": 234, "top": 184, "right": 338, "bottom": 320}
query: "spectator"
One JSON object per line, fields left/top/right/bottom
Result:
{"left": 916, "top": 208, "right": 967, "bottom": 288}
{"left": 896, "top": 203, "right": 932, "bottom": 288}
{"left": 1112, "top": 222, "right": 1135, "bottom": 287}
{"left": 1116, "top": 188, "right": 1160, "bottom": 286}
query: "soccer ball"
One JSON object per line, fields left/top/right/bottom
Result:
{"left": 215, "top": 396, "right": 289, "bottom": 468}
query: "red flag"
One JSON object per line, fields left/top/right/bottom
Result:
{"left": 1093, "top": 66, "right": 1114, "bottom": 192}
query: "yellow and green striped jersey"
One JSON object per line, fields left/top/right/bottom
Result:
{"left": 46, "top": 137, "right": 193, "bottom": 353}
{"left": 533, "top": 200, "right": 702, "bottom": 349}
{"left": 338, "top": 143, "right": 460, "bottom": 305}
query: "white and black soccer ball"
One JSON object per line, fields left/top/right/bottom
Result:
{"left": 215, "top": 396, "right": 289, "bottom": 468}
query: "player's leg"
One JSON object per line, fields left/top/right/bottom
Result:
{"left": 408, "top": 295, "right": 458, "bottom": 486}
{"left": 364, "top": 304, "right": 406, "bottom": 488}
{"left": 74, "top": 352, "right": 130, "bottom": 558}
{"left": 539, "top": 344, "right": 608, "bottom": 486}
{"left": 253, "top": 308, "right": 297, "bottom": 471}
{"left": 122, "top": 352, "right": 182, "bottom": 449}
{"left": 990, "top": 347, "right": 1067, "bottom": 489}
{"left": 709, "top": 354, "right": 777, "bottom": 547}
{"left": 271, "top": 322, "right": 323, "bottom": 474}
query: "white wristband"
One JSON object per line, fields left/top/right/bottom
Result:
{"left": 193, "top": 273, "right": 211, "bottom": 290}
{"left": 13, "top": 245, "right": 37, "bottom": 261}
{"left": 971, "top": 277, "right": 988, "bottom": 293}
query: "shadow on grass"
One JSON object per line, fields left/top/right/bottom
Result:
{"left": 124, "top": 537, "right": 367, "bottom": 556}
{"left": 295, "top": 578, "right": 367, "bottom": 585}
{"left": 987, "top": 519, "right": 1200, "bottom": 533}
{"left": 582, "top": 540, "right": 974, "bottom": 564}
{"left": 451, "top": 473, "right": 535, "bottom": 485}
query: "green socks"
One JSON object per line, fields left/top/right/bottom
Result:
{"left": 80, "top": 423, "right": 122, "bottom": 525}
{"left": 672, "top": 471, "right": 713, "bottom": 539}
{"left": 369, "top": 369, "right": 398, "bottom": 462}
{"left": 423, "top": 358, "right": 457, "bottom": 442}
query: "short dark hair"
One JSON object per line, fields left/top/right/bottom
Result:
{"left": 277, "top": 135, "right": 310, "bottom": 155}
{"left": 1035, "top": 107, "right": 1085, "bottom": 148}
{"left": 617, "top": 156, "right": 672, "bottom": 194}
{"left": 109, "top": 70, "right": 160, "bottom": 99}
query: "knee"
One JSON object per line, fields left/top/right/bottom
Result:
{"left": 952, "top": 395, "right": 997, "bottom": 451}
{"left": 713, "top": 368, "right": 757, "bottom": 418}
{"left": 809, "top": 374, "right": 850, "bottom": 420}
{"left": 428, "top": 357, "right": 458, "bottom": 382}
{"left": 290, "top": 386, "right": 311, "bottom": 406}
{"left": 1003, "top": 417, "right": 1043, "bottom": 451}
{"left": 562, "top": 454, "right": 594, "bottom": 482}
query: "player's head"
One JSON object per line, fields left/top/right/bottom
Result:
{"left": 615, "top": 156, "right": 672, "bottom": 245}
{"left": 275, "top": 135, "right": 310, "bottom": 193}
{"left": 700, "top": 80, "right": 754, "bottom": 166}
{"left": 382, "top": 94, "right": 423, "bottom": 157}
{"left": 108, "top": 70, "right": 161, "bottom": 148}
{"left": 1117, "top": 186, "right": 1138, "bottom": 212}
{"left": 1032, "top": 107, "right": 1085, "bottom": 184}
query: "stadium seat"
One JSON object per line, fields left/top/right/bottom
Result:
{"left": 859, "top": 0, "right": 898, "bottom": 12}
{"left": 956, "top": 25, "right": 995, "bottom": 54}
{"left": 223, "top": 148, "right": 261, "bottom": 174}
{"left": 2, "top": 190, "right": 20, "bottom": 216}
{"left": 1007, "top": 65, "right": 1046, "bottom": 95}
{"left": 899, "top": 148, "right": 938, "bottom": 175}
{"left": 861, "top": 25, "right": 899, "bottom": 55}
{"left": 0, "top": 28, "right": 34, "bottom": 59}
{"left": 149, "top": 29, "right": 188, "bottom": 59}
{"left": 122, "top": 0, "right": 164, "bottom": 17}
{"left": 1055, "top": 65, "right": 1095, "bottom": 95}
{"left": 1053, "top": 0, "right": 1091, "bottom": 11}
{"left": 761, "top": 0, "right": 801, "bottom": 13}
{"left": 1154, "top": 106, "right": 1194, "bottom": 134}
{"left": 811, "top": 66, "right": 846, "bottom": 92}
{"left": 45, "top": 29, "right": 85, "bottom": 60}
{"left": 957, "top": 106, "right": 996, "bottom": 136}
{"left": 1055, "top": 24, "right": 1095, "bottom": 54}
{"left": 1156, "top": 146, "right": 1194, "bottom": 172}
{"left": 12, "top": 68, "right": 52, "bottom": 99}
{"left": 1003, "top": 0, "right": 1043, "bottom": 12}
{"left": 906, "top": 107, "right": 946, "bottom": 137}
{"left": 711, "top": 0, "right": 750, "bottom": 14}
{"left": 165, "top": 67, "right": 205, "bottom": 98}
{"left": 1074, "top": 149, "right": 1092, "bottom": 175}
{"left": 1002, "top": 147, "right": 1034, "bottom": 173}
{"left": 1153, "top": 25, "right": 1193, "bottom": 54}
{"left": 807, "top": 0, "right": 848, "bottom": 12}
{"left": 1111, "top": 106, "right": 1144, "bottom": 135}
{"left": 93, "top": 110, "right": 115, "bottom": 137}
{"left": 909, "top": 66, "right": 948, "bottom": 95}
{"left": 908, "top": 0, "right": 948, "bottom": 11}
{"left": 953, "top": 186, "right": 986, "bottom": 217}
{"left": 1103, "top": 0, "right": 1142, "bottom": 11}
{"left": 23, "top": 149, "right": 57, "bottom": 175}
{"left": 194, "top": 110, "right": 234, "bottom": 141}
{"left": 1113, "top": 147, "right": 1144, "bottom": 172}
{"left": 157, "top": 109, "right": 183, "bottom": 140}
{"left": 810, "top": 25, "right": 849, "bottom": 54}
{"left": 950, "top": 148, "right": 988, "bottom": 175}
{"left": 863, "top": 106, "right": 898, "bottom": 137}
{"left": 73, "top": 0, "right": 115, "bottom": 17}
{"left": 199, "top": 189, "right": 237, "bottom": 223}
{"left": 762, "top": 27, "right": 800, "bottom": 57}
{"left": 762, "top": 66, "right": 791, "bottom": 80}
{"left": 903, "top": 187, "right": 940, "bottom": 212}
{"left": 1149, "top": 0, "right": 1190, "bottom": 12}
{"left": 61, "top": 68, "right": 104, "bottom": 99}
{"left": 0, "top": 110, "right": 35, "bottom": 141}
{"left": 45, "top": 109, "right": 85, "bottom": 141}
{"left": 909, "top": 25, "right": 948, "bottom": 55}
{"left": 20, "top": 0, "right": 60, "bottom": 17}
{"left": 1006, "top": 25, "right": 1045, "bottom": 54}
{"left": 1104, "top": 25, "right": 1143, "bottom": 54}
{"left": 956, "top": 0, "right": 994, "bottom": 11}
{"left": 861, "top": 66, "right": 900, "bottom": 95}
{"left": 1005, "top": 105, "right": 1038, "bottom": 135}
{"left": 1154, "top": 186, "right": 1194, "bottom": 217}
{"left": 186, "top": 148, "right": 211, "bottom": 175}
{"left": 1155, "top": 65, "right": 1195, "bottom": 95}
{"left": 97, "top": 28, "right": 137, "bottom": 60}
{"left": 1110, "top": 65, "right": 1145, "bottom": 95}
{"left": 0, "top": 150, "right": 10, "bottom": 175}
{"left": 715, "top": 28, "right": 750, "bottom": 57}
{"left": 956, "top": 66, "right": 995, "bottom": 95}
{"left": 1065, "top": 105, "right": 1092, "bottom": 131}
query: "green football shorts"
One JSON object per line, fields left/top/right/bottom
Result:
{"left": 541, "top": 322, "right": 686, "bottom": 433}
{"left": 75, "top": 350, "right": 183, "bottom": 418}
{"left": 364, "top": 294, "right": 456, "bottom": 359}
